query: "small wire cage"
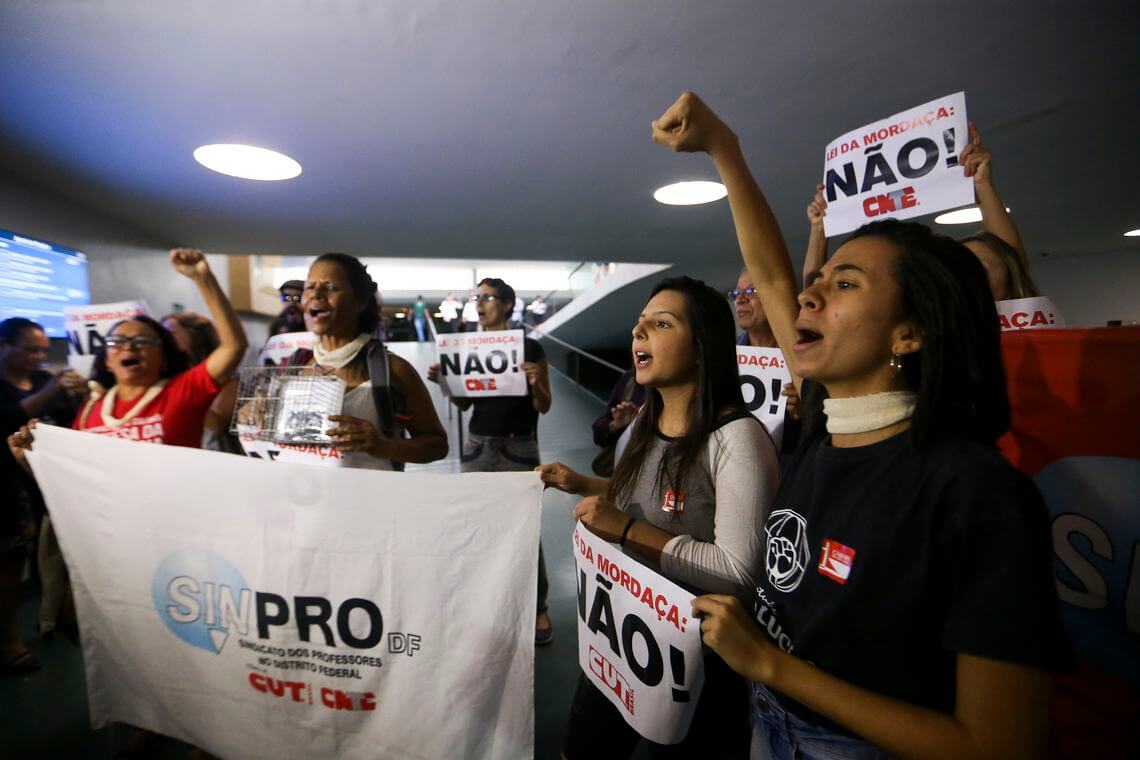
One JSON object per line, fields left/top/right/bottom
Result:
{"left": 231, "top": 366, "right": 346, "bottom": 444}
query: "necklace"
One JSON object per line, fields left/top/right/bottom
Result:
{"left": 97, "top": 380, "right": 170, "bottom": 428}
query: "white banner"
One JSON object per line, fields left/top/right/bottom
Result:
{"left": 736, "top": 346, "right": 792, "bottom": 450}
{"left": 63, "top": 300, "right": 152, "bottom": 377}
{"left": 258, "top": 331, "right": 317, "bottom": 366}
{"left": 27, "top": 426, "right": 542, "bottom": 760}
{"left": 997, "top": 296, "right": 1066, "bottom": 331}
{"left": 436, "top": 329, "right": 527, "bottom": 397}
{"left": 573, "top": 522, "right": 704, "bottom": 745}
{"left": 822, "top": 92, "right": 972, "bottom": 236}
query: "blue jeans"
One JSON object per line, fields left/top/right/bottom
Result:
{"left": 414, "top": 317, "right": 426, "bottom": 342}
{"left": 751, "top": 683, "right": 890, "bottom": 760}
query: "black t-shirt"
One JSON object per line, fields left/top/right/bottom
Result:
{"left": 468, "top": 338, "right": 545, "bottom": 437}
{"left": 1, "top": 371, "right": 82, "bottom": 533}
{"left": 755, "top": 428, "right": 1069, "bottom": 726}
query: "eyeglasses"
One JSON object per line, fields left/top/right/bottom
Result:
{"left": 280, "top": 293, "right": 302, "bottom": 303}
{"left": 105, "top": 336, "right": 162, "bottom": 351}
{"left": 469, "top": 294, "right": 501, "bottom": 303}
{"left": 727, "top": 287, "right": 758, "bottom": 299}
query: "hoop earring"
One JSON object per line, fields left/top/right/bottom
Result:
{"left": 889, "top": 353, "right": 903, "bottom": 377}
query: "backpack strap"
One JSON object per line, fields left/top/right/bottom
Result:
{"left": 366, "top": 341, "right": 409, "bottom": 472}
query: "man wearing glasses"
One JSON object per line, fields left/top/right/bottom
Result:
{"left": 729, "top": 270, "right": 803, "bottom": 441}
{"left": 728, "top": 270, "right": 777, "bottom": 348}
{"left": 268, "top": 280, "right": 305, "bottom": 338}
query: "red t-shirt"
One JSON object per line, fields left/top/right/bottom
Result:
{"left": 74, "top": 362, "right": 220, "bottom": 448}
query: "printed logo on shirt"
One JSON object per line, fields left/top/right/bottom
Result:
{"left": 753, "top": 585, "right": 794, "bottom": 654}
{"left": 764, "top": 509, "right": 811, "bottom": 592}
{"left": 87, "top": 413, "right": 166, "bottom": 444}
{"left": 661, "top": 488, "right": 685, "bottom": 514}
{"left": 817, "top": 539, "right": 856, "bottom": 585}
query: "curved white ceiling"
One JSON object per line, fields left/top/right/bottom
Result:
{"left": 0, "top": 0, "right": 1136, "bottom": 286}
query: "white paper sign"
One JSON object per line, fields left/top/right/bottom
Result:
{"left": 822, "top": 92, "right": 972, "bottom": 236}
{"left": 63, "top": 300, "right": 152, "bottom": 377}
{"left": 258, "top": 331, "right": 317, "bottom": 366}
{"left": 997, "top": 296, "right": 1066, "bottom": 331}
{"left": 26, "top": 425, "right": 542, "bottom": 760}
{"left": 436, "top": 329, "right": 527, "bottom": 397}
{"left": 736, "top": 346, "right": 792, "bottom": 450}
{"left": 573, "top": 522, "right": 704, "bottom": 745}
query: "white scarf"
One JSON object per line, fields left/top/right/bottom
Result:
{"left": 92, "top": 380, "right": 170, "bottom": 428}
{"left": 312, "top": 333, "right": 372, "bottom": 369}
{"left": 823, "top": 391, "right": 917, "bottom": 435}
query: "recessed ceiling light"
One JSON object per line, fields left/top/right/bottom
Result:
{"left": 933, "top": 205, "right": 1012, "bottom": 225}
{"left": 193, "top": 144, "right": 302, "bottom": 181}
{"left": 1124, "top": 228, "right": 1140, "bottom": 237}
{"left": 653, "top": 181, "right": 727, "bottom": 206}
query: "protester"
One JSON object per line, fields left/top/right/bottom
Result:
{"left": 162, "top": 311, "right": 241, "bottom": 453}
{"left": 7, "top": 249, "right": 247, "bottom": 756}
{"left": 803, "top": 183, "right": 829, "bottom": 286}
{"left": 730, "top": 271, "right": 776, "bottom": 349}
{"left": 652, "top": 91, "right": 1069, "bottom": 759}
{"left": 438, "top": 292, "right": 463, "bottom": 333}
{"left": 427, "top": 277, "right": 554, "bottom": 642}
{"left": 538, "top": 275, "right": 780, "bottom": 757}
{"left": 0, "top": 318, "right": 84, "bottom": 672}
{"left": 957, "top": 124, "right": 1041, "bottom": 301}
{"left": 267, "top": 279, "right": 306, "bottom": 338}
{"left": 588, "top": 368, "right": 645, "bottom": 477}
{"left": 10, "top": 250, "right": 246, "bottom": 457}
{"left": 287, "top": 253, "right": 447, "bottom": 469}
{"left": 411, "top": 294, "right": 429, "bottom": 342}
{"left": 461, "top": 290, "right": 480, "bottom": 332}
{"left": 511, "top": 293, "right": 525, "bottom": 328}
{"left": 730, "top": 268, "right": 802, "bottom": 425}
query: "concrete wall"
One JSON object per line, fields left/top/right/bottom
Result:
{"left": 0, "top": 171, "right": 275, "bottom": 362}
{"left": 1032, "top": 250, "right": 1139, "bottom": 327}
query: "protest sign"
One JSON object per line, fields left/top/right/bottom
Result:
{"left": 237, "top": 425, "right": 347, "bottom": 468}
{"left": 436, "top": 329, "right": 527, "bottom": 397}
{"left": 573, "top": 522, "right": 704, "bottom": 745}
{"left": 258, "top": 330, "right": 317, "bottom": 365}
{"left": 998, "top": 327, "right": 1140, "bottom": 757}
{"left": 27, "top": 426, "right": 542, "bottom": 760}
{"left": 822, "top": 92, "right": 971, "bottom": 236}
{"left": 736, "top": 346, "right": 792, "bottom": 449}
{"left": 63, "top": 300, "right": 152, "bottom": 377}
{"left": 996, "top": 296, "right": 1065, "bottom": 331}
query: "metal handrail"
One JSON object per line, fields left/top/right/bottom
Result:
{"left": 537, "top": 261, "right": 587, "bottom": 304}
{"left": 527, "top": 327, "right": 626, "bottom": 378}
{"left": 424, "top": 309, "right": 463, "bottom": 451}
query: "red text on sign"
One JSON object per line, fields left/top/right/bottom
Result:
{"left": 589, "top": 645, "right": 635, "bottom": 715}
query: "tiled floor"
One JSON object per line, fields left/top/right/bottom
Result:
{"left": 0, "top": 346, "right": 637, "bottom": 758}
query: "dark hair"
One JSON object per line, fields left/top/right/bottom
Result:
{"left": 161, "top": 311, "right": 219, "bottom": 364}
{"left": 608, "top": 276, "right": 745, "bottom": 503}
{"left": 0, "top": 317, "right": 43, "bottom": 345}
{"left": 312, "top": 252, "right": 380, "bottom": 334}
{"left": 477, "top": 277, "right": 516, "bottom": 314}
{"left": 90, "top": 315, "right": 189, "bottom": 388}
{"left": 959, "top": 231, "right": 1040, "bottom": 299}
{"left": 817, "top": 219, "right": 1010, "bottom": 446}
